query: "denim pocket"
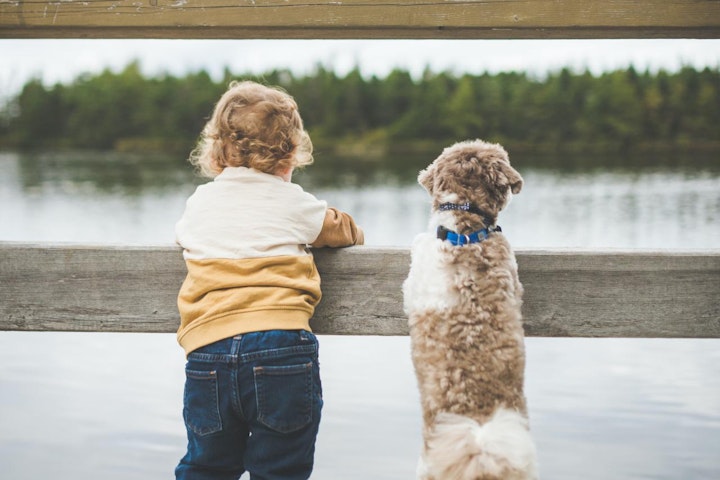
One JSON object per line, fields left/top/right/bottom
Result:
{"left": 183, "top": 369, "right": 222, "bottom": 436}
{"left": 254, "top": 362, "right": 314, "bottom": 434}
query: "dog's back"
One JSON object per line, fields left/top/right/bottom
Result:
{"left": 406, "top": 234, "right": 536, "bottom": 480}
{"left": 403, "top": 139, "right": 537, "bottom": 480}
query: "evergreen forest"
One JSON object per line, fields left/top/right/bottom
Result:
{"left": 1, "top": 62, "right": 718, "bottom": 168}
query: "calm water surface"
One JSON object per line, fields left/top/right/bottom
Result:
{"left": 0, "top": 151, "right": 719, "bottom": 480}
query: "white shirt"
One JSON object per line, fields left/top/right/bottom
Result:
{"left": 176, "top": 167, "right": 327, "bottom": 260}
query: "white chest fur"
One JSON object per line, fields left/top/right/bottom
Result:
{"left": 402, "top": 232, "right": 459, "bottom": 316}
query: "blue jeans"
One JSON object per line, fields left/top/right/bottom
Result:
{"left": 175, "top": 330, "right": 323, "bottom": 480}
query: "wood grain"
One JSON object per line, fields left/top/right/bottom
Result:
{"left": 1, "top": 0, "right": 718, "bottom": 39}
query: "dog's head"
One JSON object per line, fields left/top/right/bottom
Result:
{"left": 418, "top": 140, "right": 522, "bottom": 230}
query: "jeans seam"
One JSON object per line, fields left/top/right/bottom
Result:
{"left": 239, "top": 343, "right": 317, "bottom": 364}
{"left": 231, "top": 361, "right": 246, "bottom": 421}
{"left": 187, "top": 352, "right": 237, "bottom": 364}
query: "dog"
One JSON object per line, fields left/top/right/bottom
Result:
{"left": 403, "top": 139, "right": 538, "bottom": 480}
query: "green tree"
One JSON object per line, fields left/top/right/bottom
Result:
{"left": 13, "top": 79, "right": 67, "bottom": 148}
{"left": 3, "top": 62, "right": 719, "bottom": 156}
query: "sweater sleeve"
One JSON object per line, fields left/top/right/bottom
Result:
{"left": 311, "top": 207, "right": 365, "bottom": 248}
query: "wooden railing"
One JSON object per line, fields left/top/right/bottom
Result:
{"left": 1, "top": 243, "right": 718, "bottom": 338}
{"left": 1, "top": 0, "right": 719, "bottom": 39}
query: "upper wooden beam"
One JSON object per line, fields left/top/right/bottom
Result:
{"left": 1, "top": 0, "right": 719, "bottom": 39}
{"left": 1, "top": 243, "right": 719, "bottom": 338}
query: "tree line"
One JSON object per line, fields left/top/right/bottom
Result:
{"left": 1, "top": 61, "right": 718, "bottom": 160}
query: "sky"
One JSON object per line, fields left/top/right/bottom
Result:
{"left": 1, "top": 38, "right": 719, "bottom": 98}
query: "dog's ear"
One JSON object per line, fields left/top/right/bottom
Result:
{"left": 418, "top": 164, "right": 436, "bottom": 194}
{"left": 489, "top": 161, "right": 523, "bottom": 194}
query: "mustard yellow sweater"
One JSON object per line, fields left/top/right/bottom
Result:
{"left": 175, "top": 167, "right": 363, "bottom": 355}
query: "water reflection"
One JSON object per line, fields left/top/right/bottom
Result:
{"left": 11, "top": 149, "right": 718, "bottom": 193}
{"left": 3, "top": 151, "right": 720, "bottom": 249}
{"left": 12, "top": 150, "right": 196, "bottom": 193}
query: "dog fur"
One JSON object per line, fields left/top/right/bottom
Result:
{"left": 403, "top": 139, "right": 538, "bottom": 480}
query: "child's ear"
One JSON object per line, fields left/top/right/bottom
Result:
{"left": 418, "top": 164, "right": 436, "bottom": 194}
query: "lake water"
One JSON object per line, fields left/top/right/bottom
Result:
{"left": 1, "top": 151, "right": 719, "bottom": 480}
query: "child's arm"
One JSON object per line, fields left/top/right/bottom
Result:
{"left": 311, "top": 207, "right": 364, "bottom": 248}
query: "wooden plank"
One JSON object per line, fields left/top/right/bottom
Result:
{"left": 1, "top": 0, "right": 719, "bottom": 39}
{"left": 518, "top": 251, "right": 720, "bottom": 338}
{"left": 1, "top": 243, "right": 719, "bottom": 338}
{"left": 0, "top": 243, "right": 185, "bottom": 333}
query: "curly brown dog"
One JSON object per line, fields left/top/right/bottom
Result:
{"left": 403, "top": 139, "right": 538, "bottom": 480}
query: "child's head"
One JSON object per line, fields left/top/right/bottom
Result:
{"left": 190, "top": 81, "right": 313, "bottom": 178}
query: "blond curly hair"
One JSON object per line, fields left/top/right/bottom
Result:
{"left": 190, "top": 81, "right": 313, "bottom": 178}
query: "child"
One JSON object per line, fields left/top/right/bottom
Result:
{"left": 174, "top": 80, "right": 364, "bottom": 480}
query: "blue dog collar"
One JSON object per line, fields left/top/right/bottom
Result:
{"left": 437, "top": 225, "right": 502, "bottom": 246}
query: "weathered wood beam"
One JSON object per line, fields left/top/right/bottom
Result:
{"left": 1, "top": 0, "right": 719, "bottom": 39}
{"left": 1, "top": 243, "right": 718, "bottom": 338}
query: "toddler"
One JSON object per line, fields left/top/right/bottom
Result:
{"left": 174, "top": 80, "right": 364, "bottom": 480}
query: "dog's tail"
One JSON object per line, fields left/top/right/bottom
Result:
{"left": 423, "top": 408, "right": 538, "bottom": 480}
